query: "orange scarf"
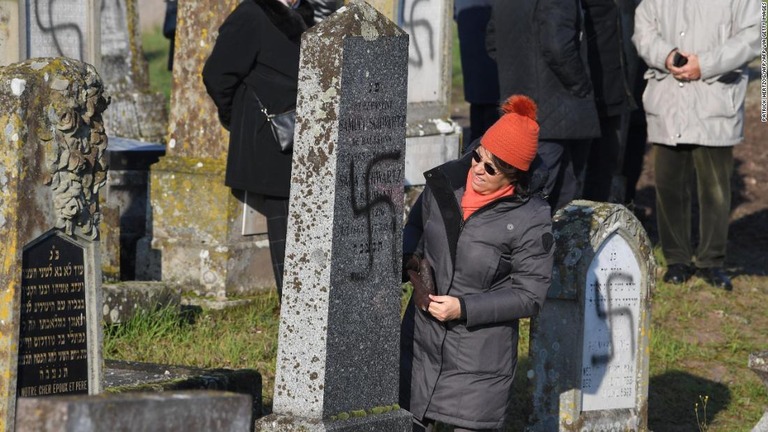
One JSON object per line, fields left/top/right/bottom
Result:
{"left": 461, "top": 170, "right": 514, "bottom": 220}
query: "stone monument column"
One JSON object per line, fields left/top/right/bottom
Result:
{"left": 256, "top": 2, "right": 411, "bottom": 430}
{"left": 138, "top": 0, "right": 276, "bottom": 296}
{"left": 528, "top": 201, "right": 655, "bottom": 431}
{"left": 0, "top": 58, "right": 108, "bottom": 431}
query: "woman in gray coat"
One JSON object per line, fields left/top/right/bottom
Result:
{"left": 401, "top": 96, "right": 555, "bottom": 431}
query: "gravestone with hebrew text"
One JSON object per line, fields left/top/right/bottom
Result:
{"left": 255, "top": 2, "right": 411, "bottom": 430}
{"left": 528, "top": 201, "right": 654, "bottom": 431}
{"left": 0, "top": 57, "right": 107, "bottom": 432}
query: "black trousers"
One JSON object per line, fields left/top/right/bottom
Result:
{"left": 256, "top": 195, "right": 289, "bottom": 298}
{"left": 537, "top": 139, "right": 592, "bottom": 212}
{"left": 413, "top": 417, "right": 501, "bottom": 432}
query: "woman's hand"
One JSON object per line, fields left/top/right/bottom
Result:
{"left": 427, "top": 295, "right": 462, "bottom": 322}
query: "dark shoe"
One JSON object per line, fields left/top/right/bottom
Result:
{"left": 663, "top": 264, "right": 693, "bottom": 284}
{"left": 697, "top": 267, "right": 733, "bottom": 291}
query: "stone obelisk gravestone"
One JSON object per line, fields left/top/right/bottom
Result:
{"left": 136, "top": 0, "right": 276, "bottom": 296}
{"left": 0, "top": 58, "right": 107, "bottom": 431}
{"left": 0, "top": 0, "right": 25, "bottom": 66}
{"left": 528, "top": 201, "right": 654, "bottom": 431}
{"left": 24, "top": 0, "right": 100, "bottom": 70}
{"left": 256, "top": 2, "right": 411, "bottom": 431}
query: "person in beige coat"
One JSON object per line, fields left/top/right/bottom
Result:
{"left": 632, "top": 0, "right": 760, "bottom": 290}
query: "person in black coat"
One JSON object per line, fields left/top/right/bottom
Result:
{"left": 488, "top": 0, "right": 600, "bottom": 212}
{"left": 580, "top": 0, "right": 635, "bottom": 202}
{"left": 202, "top": 0, "right": 314, "bottom": 298}
{"left": 455, "top": 0, "right": 500, "bottom": 144}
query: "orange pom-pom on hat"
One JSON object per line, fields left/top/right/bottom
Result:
{"left": 480, "top": 95, "right": 540, "bottom": 172}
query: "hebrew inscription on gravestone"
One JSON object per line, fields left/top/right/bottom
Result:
{"left": 18, "top": 233, "right": 90, "bottom": 397}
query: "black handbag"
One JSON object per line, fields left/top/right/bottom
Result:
{"left": 254, "top": 94, "right": 295, "bottom": 153}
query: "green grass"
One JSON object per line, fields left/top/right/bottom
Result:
{"left": 141, "top": 27, "right": 173, "bottom": 104}
{"left": 104, "top": 292, "right": 281, "bottom": 405}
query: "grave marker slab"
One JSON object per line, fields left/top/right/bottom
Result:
{"left": 0, "top": 57, "right": 107, "bottom": 431}
{"left": 528, "top": 201, "right": 654, "bottom": 431}
{"left": 19, "top": 233, "right": 90, "bottom": 398}
{"left": 255, "top": 2, "right": 411, "bottom": 430}
{"left": 15, "top": 390, "right": 252, "bottom": 432}
{"left": 402, "top": 0, "right": 460, "bottom": 185}
{"left": 25, "top": 0, "right": 100, "bottom": 69}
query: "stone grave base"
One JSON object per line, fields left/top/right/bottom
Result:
{"left": 255, "top": 409, "right": 412, "bottom": 431}
{"left": 102, "top": 281, "right": 180, "bottom": 324}
{"left": 15, "top": 390, "right": 250, "bottom": 432}
{"left": 105, "top": 359, "right": 262, "bottom": 420}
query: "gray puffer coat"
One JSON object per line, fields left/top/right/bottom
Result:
{"left": 400, "top": 153, "right": 554, "bottom": 430}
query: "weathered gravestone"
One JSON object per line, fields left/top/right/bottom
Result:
{"left": 528, "top": 201, "right": 654, "bottom": 431}
{"left": 24, "top": 0, "right": 101, "bottom": 70}
{"left": 136, "top": 0, "right": 277, "bottom": 296}
{"left": 0, "top": 0, "right": 25, "bottom": 66}
{"left": 0, "top": 58, "right": 107, "bottom": 431}
{"left": 255, "top": 2, "right": 410, "bottom": 430}
{"left": 100, "top": 0, "right": 167, "bottom": 143}
{"left": 749, "top": 351, "right": 768, "bottom": 432}
{"left": 399, "top": 0, "right": 461, "bottom": 186}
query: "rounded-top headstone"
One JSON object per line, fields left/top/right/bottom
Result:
{"left": 529, "top": 200, "right": 655, "bottom": 431}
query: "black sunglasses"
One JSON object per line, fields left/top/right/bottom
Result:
{"left": 472, "top": 149, "right": 500, "bottom": 176}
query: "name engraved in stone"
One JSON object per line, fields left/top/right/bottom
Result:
{"left": 339, "top": 114, "right": 406, "bottom": 133}
{"left": 581, "top": 232, "right": 642, "bottom": 411}
{"left": 331, "top": 36, "right": 406, "bottom": 283}
{"left": 18, "top": 234, "right": 89, "bottom": 397}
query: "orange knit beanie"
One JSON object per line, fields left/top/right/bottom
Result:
{"left": 480, "top": 95, "right": 540, "bottom": 172}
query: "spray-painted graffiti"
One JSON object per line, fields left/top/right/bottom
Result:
{"left": 590, "top": 272, "right": 636, "bottom": 366}
{"left": 581, "top": 232, "right": 642, "bottom": 411}
{"left": 28, "top": 0, "right": 89, "bottom": 60}
{"left": 399, "top": 0, "right": 444, "bottom": 102}
{"left": 401, "top": 0, "right": 434, "bottom": 68}
{"left": 348, "top": 151, "right": 402, "bottom": 281}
